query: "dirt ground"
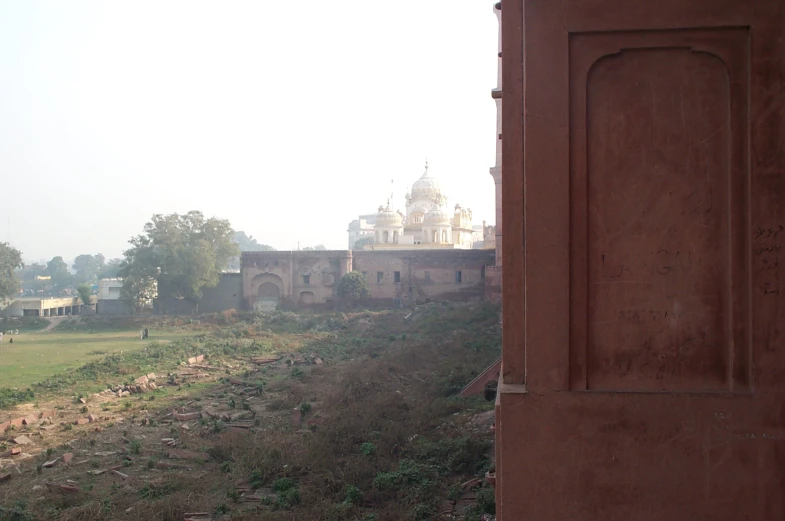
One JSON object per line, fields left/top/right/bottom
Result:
{"left": 0, "top": 305, "right": 499, "bottom": 521}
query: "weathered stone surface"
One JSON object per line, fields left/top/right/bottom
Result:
{"left": 12, "top": 436, "right": 32, "bottom": 445}
{"left": 167, "top": 449, "right": 208, "bottom": 461}
{"left": 495, "top": 2, "right": 785, "bottom": 520}
{"left": 174, "top": 412, "right": 201, "bottom": 421}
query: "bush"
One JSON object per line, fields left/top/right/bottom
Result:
{"left": 360, "top": 442, "right": 376, "bottom": 457}
{"left": 336, "top": 271, "right": 371, "bottom": 309}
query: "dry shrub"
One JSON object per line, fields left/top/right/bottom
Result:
{"left": 216, "top": 307, "right": 499, "bottom": 520}
{"left": 56, "top": 500, "right": 105, "bottom": 521}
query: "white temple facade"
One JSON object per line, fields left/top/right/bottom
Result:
{"left": 355, "top": 163, "right": 477, "bottom": 250}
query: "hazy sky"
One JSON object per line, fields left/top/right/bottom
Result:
{"left": 0, "top": 1, "right": 498, "bottom": 263}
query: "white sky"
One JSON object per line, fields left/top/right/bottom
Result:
{"left": 0, "top": 0, "right": 498, "bottom": 263}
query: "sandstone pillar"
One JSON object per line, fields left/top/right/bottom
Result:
{"left": 497, "top": 1, "right": 785, "bottom": 519}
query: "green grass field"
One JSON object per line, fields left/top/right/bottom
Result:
{"left": 0, "top": 329, "right": 192, "bottom": 389}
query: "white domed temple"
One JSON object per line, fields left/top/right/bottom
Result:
{"left": 349, "top": 163, "right": 480, "bottom": 250}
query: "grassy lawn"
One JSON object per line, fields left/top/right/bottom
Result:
{"left": 0, "top": 329, "right": 192, "bottom": 389}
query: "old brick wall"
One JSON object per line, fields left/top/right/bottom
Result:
{"left": 496, "top": 1, "right": 785, "bottom": 520}
{"left": 241, "top": 251, "right": 352, "bottom": 309}
{"left": 154, "top": 273, "right": 243, "bottom": 315}
{"left": 241, "top": 249, "right": 495, "bottom": 308}
{"left": 96, "top": 299, "right": 133, "bottom": 316}
{"left": 353, "top": 250, "right": 494, "bottom": 305}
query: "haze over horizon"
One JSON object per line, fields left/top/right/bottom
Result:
{"left": 0, "top": 1, "right": 498, "bottom": 264}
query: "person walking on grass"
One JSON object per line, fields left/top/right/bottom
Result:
{"left": 144, "top": 327, "right": 149, "bottom": 339}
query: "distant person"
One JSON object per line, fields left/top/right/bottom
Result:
{"left": 8, "top": 338, "right": 12, "bottom": 344}
{"left": 14, "top": 329, "right": 18, "bottom": 335}
{"left": 139, "top": 329, "right": 144, "bottom": 340}
{"left": 144, "top": 327, "right": 149, "bottom": 339}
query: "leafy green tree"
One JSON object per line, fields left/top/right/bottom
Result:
{"left": 352, "top": 237, "right": 374, "bottom": 250}
{"left": 72, "top": 254, "right": 105, "bottom": 284}
{"left": 120, "top": 211, "right": 239, "bottom": 313}
{"left": 76, "top": 283, "right": 92, "bottom": 305}
{"left": 45, "top": 256, "right": 73, "bottom": 293}
{"left": 336, "top": 271, "right": 371, "bottom": 309}
{"left": 0, "top": 242, "right": 23, "bottom": 301}
{"left": 97, "top": 258, "right": 123, "bottom": 279}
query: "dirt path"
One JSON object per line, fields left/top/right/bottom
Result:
{"left": 42, "top": 316, "right": 80, "bottom": 331}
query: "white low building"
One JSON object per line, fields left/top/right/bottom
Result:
{"left": 98, "top": 278, "right": 123, "bottom": 300}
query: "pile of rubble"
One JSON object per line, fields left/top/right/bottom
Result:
{"left": 98, "top": 373, "right": 160, "bottom": 398}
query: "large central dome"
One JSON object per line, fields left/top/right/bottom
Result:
{"left": 410, "top": 164, "right": 442, "bottom": 201}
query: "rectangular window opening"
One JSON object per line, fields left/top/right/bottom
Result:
{"left": 377, "top": 271, "right": 384, "bottom": 284}
{"left": 394, "top": 271, "right": 401, "bottom": 283}
{"left": 455, "top": 270, "right": 462, "bottom": 283}
{"left": 303, "top": 274, "right": 310, "bottom": 285}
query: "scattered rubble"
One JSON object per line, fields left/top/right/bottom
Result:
{"left": 0, "top": 447, "right": 21, "bottom": 457}
{"left": 12, "top": 435, "right": 33, "bottom": 445}
{"left": 44, "top": 481, "right": 79, "bottom": 494}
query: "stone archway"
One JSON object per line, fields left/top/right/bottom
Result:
{"left": 298, "top": 291, "right": 315, "bottom": 306}
{"left": 258, "top": 282, "right": 280, "bottom": 298}
{"left": 251, "top": 273, "right": 284, "bottom": 310}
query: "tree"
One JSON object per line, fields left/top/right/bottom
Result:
{"left": 76, "top": 283, "right": 92, "bottom": 305}
{"left": 72, "top": 254, "right": 105, "bottom": 284}
{"left": 228, "top": 231, "right": 275, "bottom": 270}
{"left": 302, "top": 244, "right": 326, "bottom": 251}
{"left": 352, "top": 237, "right": 374, "bottom": 250}
{"left": 45, "top": 256, "right": 73, "bottom": 293}
{"left": 233, "top": 231, "right": 275, "bottom": 252}
{"left": 97, "top": 258, "right": 123, "bottom": 279}
{"left": 120, "top": 211, "right": 239, "bottom": 313}
{"left": 336, "top": 271, "right": 371, "bottom": 309}
{"left": 0, "top": 243, "right": 23, "bottom": 301}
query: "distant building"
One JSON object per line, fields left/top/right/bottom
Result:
{"left": 347, "top": 214, "right": 377, "bottom": 249}
{"left": 98, "top": 278, "right": 123, "bottom": 300}
{"left": 348, "top": 163, "right": 479, "bottom": 250}
{"left": 241, "top": 249, "right": 494, "bottom": 309}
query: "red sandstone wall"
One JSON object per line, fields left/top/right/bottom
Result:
{"left": 497, "top": 0, "right": 785, "bottom": 519}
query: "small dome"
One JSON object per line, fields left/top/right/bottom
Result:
{"left": 376, "top": 204, "right": 403, "bottom": 227}
{"left": 424, "top": 208, "right": 451, "bottom": 225}
{"left": 410, "top": 163, "right": 442, "bottom": 201}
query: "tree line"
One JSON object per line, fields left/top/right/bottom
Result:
{"left": 0, "top": 211, "right": 277, "bottom": 308}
